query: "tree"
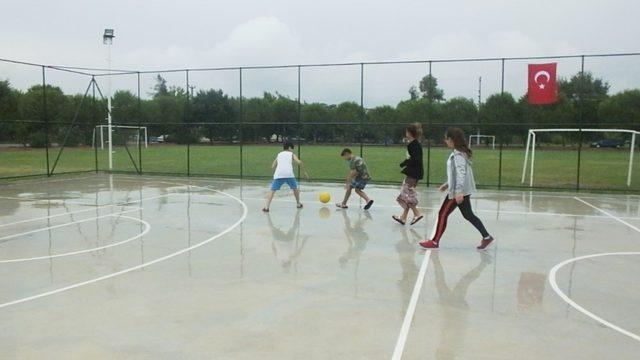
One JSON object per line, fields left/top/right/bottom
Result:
{"left": 440, "top": 97, "right": 477, "bottom": 135}
{"left": 519, "top": 92, "right": 577, "bottom": 144}
{"left": 152, "top": 74, "right": 169, "bottom": 98}
{"left": 479, "top": 93, "right": 521, "bottom": 144}
{"left": 558, "top": 72, "right": 609, "bottom": 126}
{"left": 418, "top": 74, "right": 444, "bottom": 102}
{"left": 191, "top": 89, "right": 235, "bottom": 143}
{"left": 17, "top": 85, "right": 67, "bottom": 147}
{"left": 0, "top": 80, "right": 20, "bottom": 143}
{"left": 367, "top": 105, "right": 398, "bottom": 144}
{"left": 598, "top": 90, "right": 640, "bottom": 128}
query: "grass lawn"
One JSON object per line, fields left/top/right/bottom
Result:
{"left": 1, "top": 144, "right": 638, "bottom": 191}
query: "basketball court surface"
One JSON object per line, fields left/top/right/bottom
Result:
{"left": 1, "top": 174, "right": 639, "bottom": 359}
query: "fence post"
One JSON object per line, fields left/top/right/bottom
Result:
{"left": 92, "top": 77, "right": 98, "bottom": 173}
{"left": 576, "top": 55, "right": 585, "bottom": 191}
{"left": 498, "top": 58, "right": 505, "bottom": 189}
{"left": 239, "top": 68, "right": 244, "bottom": 179}
{"left": 185, "top": 69, "right": 190, "bottom": 176}
{"left": 360, "top": 63, "right": 364, "bottom": 158}
{"left": 137, "top": 72, "right": 142, "bottom": 174}
{"left": 41, "top": 66, "right": 50, "bottom": 177}
{"left": 426, "top": 61, "right": 432, "bottom": 186}
{"left": 297, "top": 65, "right": 302, "bottom": 177}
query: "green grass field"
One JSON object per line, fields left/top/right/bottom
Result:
{"left": 1, "top": 144, "right": 638, "bottom": 191}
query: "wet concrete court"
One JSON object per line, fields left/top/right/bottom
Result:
{"left": 0, "top": 174, "right": 638, "bottom": 359}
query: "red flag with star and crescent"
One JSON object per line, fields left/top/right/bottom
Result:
{"left": 528, "top": 63, "right": 557, "bottom": 104}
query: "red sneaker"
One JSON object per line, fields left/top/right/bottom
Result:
{"left": 419, "top": 240, "right": 439, "bottom": 249}
{"left": 477, "top": 236, "right": 494, "bottom": 250}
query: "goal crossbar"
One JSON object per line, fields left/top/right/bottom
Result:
{"left": 469, "top": 135, "right": 496, "bottom": 150}
{"left": 521, "top": 128, "right": 639, "bottom": 187}
{"left": 92, "top": 125, "right": 148, "bottom": 149}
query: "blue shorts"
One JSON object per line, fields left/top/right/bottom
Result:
{"left": 271, "top": 178, "right": 298, "bottom": 191}
{"left": 350, "top": 178, "right": 369, "bottom": 190}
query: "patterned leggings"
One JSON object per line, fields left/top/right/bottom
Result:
{"left": 431, "top": 195, "right": 489, "bottom": 243}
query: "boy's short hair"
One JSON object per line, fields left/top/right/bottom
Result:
{"left": 283, "top": 141, "right": 295, "bottom": 150}
{"left": 340, "top": 148, "right": 352, "bottom": 156}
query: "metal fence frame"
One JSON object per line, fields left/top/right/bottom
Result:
{"left": 1, "top": 52, "right": 639, "bottom": 192}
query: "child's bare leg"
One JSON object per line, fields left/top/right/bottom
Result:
{"left": 354, "top": 189, "right": 370, "bottom": 203}
{"left": 400, "top": 208, "right": 410, "bottom": 222}
{"left": 341, "top": 187, "right": 353, "bottom": 206}
{"left": 293, "top": 189, "right": 302, "bottom": 207}
{"left": 264, "top": 190, "right": 276, "bottom": 211}
{"left": 410, "top": 205, "right": 422, "bottom": 217}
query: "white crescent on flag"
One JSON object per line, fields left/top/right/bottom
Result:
{"left": 534, "top": 71, "right": 550, "bottom": 89}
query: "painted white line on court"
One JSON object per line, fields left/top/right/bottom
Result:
{"left": 574, "top": 197, "right": 640, "bottom": 232}
{"left": 0, "top": 208, "right": 142, "bottom": 242}
{"left": 391, "top": 199, "right": 441, "bottom": 360}
{"left": 0, "top": 204, "right": 138, "bottom": 228}
{"left": 549, "top": 252, "right": 640, "bottom": 343}
{"left": 239, "top": 196, "right": 639, "bottom": 220}
{"left": 0, "top": 215, "right": 150, "bottom": 263}
{"left": 0, "top": 175, "right": 94, "bottom": 187}
{"left": 391, "top": 249, "right": 432, "bottom": 360}
{"left": 0, "top": 183, "right": 247, "bottom": 310}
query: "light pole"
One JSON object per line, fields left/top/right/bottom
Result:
{"left": 103, "top": 29, "right": 115, "bottom": 170}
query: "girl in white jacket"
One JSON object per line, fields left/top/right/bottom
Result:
{"left": 420, "top": 128, "right": 494, "bottom": 250}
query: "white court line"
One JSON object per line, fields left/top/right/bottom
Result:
{"left": 0, "top": 175, "right": 94, "bottom": 187}
{"left": 0, "top": 208, "right": 141, "bottom": 242}
{"left": 574, "top": 197, "right": 640, "bottom": 232}
{"left": 0, "top": 182, "right": 248, "bottom": 309}
{"left": 546, "top": 197, "right": 640, "bottom": 343}
{"left": 0, "top": 204, "right": 138, "bottom": 228}
{"left": 0, "top": 215, "right": 151, "bottom": 263}
{"left": 391, "top": 198, "right": 441, "bottom": 360}
{"left": 549, "top": 252, "right": 640, "bottom": 343}
{"left": 239, "top": 196, "right": 640, "bottom": 220}
{"left": 391, "top": 249, "right": 432, "bottom": 360}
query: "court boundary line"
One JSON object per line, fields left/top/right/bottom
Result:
{"left": 0, "top": 208, "right": 142, "bottom": 243}
{"left": 0, "top": 204, "right": 139, "bottom": 228}
{"left": 546, "top": 196, "right": 640, "bottom": 343}
{"left": 391, "top": 198, "right": 441, "bottom": 360}
{"left": 0, "top": 182, "right": 248, "bottom": 309}
{"left": 549, "top": 252, "right": 640, "bottom": 342}
{"left": 0, "top": 215, "right": 150, "bottom": 263}
{"left": 238, "top": 196, "right": 640, "bottom": 220}
{"left": 574, "top": 197, "right": 640, "bottom": 232}
{"left": 391, "top": 249, "right": 432, "bottom": 360}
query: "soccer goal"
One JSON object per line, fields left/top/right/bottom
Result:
{"left": 92, "top": 125, "right": 148, "bottom": 149}
{"left": 521, "top": 128, "right": 639, "bottom": 187}
{"left": 469, "top": 134, "right": 496, "bottom": 150}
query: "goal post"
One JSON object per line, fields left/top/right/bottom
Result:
{"left": 521, "top": 128, "right": 639, "bottom": 187}
{"left": 469, "top": 134, "right": 496, "bottom": 150}
{"left": 93, "top": 125, "right": 148, "bottom": 149}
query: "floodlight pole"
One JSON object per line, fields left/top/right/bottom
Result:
{"left": 107, "top": 41, "right": 113, "bottom": 170}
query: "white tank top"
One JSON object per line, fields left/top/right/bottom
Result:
{"left": 273, "top": 151, "right": 295, "bottom": 179}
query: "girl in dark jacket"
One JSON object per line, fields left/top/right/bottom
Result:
{"left": 393, "top": 123, "right": 425, "bottom": 225}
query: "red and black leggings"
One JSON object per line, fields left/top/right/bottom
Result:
{"left": 431, "top": 195, "right": 489, "bottom": 243}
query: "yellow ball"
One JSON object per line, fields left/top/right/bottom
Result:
{"left": 319, "top": 192, "right": 331, "bottom": 203}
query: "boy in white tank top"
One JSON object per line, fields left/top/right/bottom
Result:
{"left": 263, "top": 141, "right": 309, "bottom": 212}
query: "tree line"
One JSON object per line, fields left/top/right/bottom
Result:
{"left": 0, "top": 72, "right": 638, "bottom": 148}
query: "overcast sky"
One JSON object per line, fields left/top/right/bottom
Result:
{"left": 1, "top": 0, "right": 639, "bottom": 105}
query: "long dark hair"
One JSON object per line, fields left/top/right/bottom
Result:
{"left": 445, "top": 127, "right": 472, "bottom": 158}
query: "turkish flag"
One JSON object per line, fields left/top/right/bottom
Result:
{"left": 528, "top": 63, "right": 558, "bottom": 105}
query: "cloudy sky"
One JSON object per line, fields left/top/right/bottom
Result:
{"left": 1, "top": 0, "right": 638, "bottom": 105}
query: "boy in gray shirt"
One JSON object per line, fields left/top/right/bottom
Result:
{"left": 336, "top": 148, "right": 374, "bottom": 210}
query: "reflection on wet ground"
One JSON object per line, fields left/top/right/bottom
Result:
{"left": 0, "top": 174, "right": 639, "bottom": 359}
